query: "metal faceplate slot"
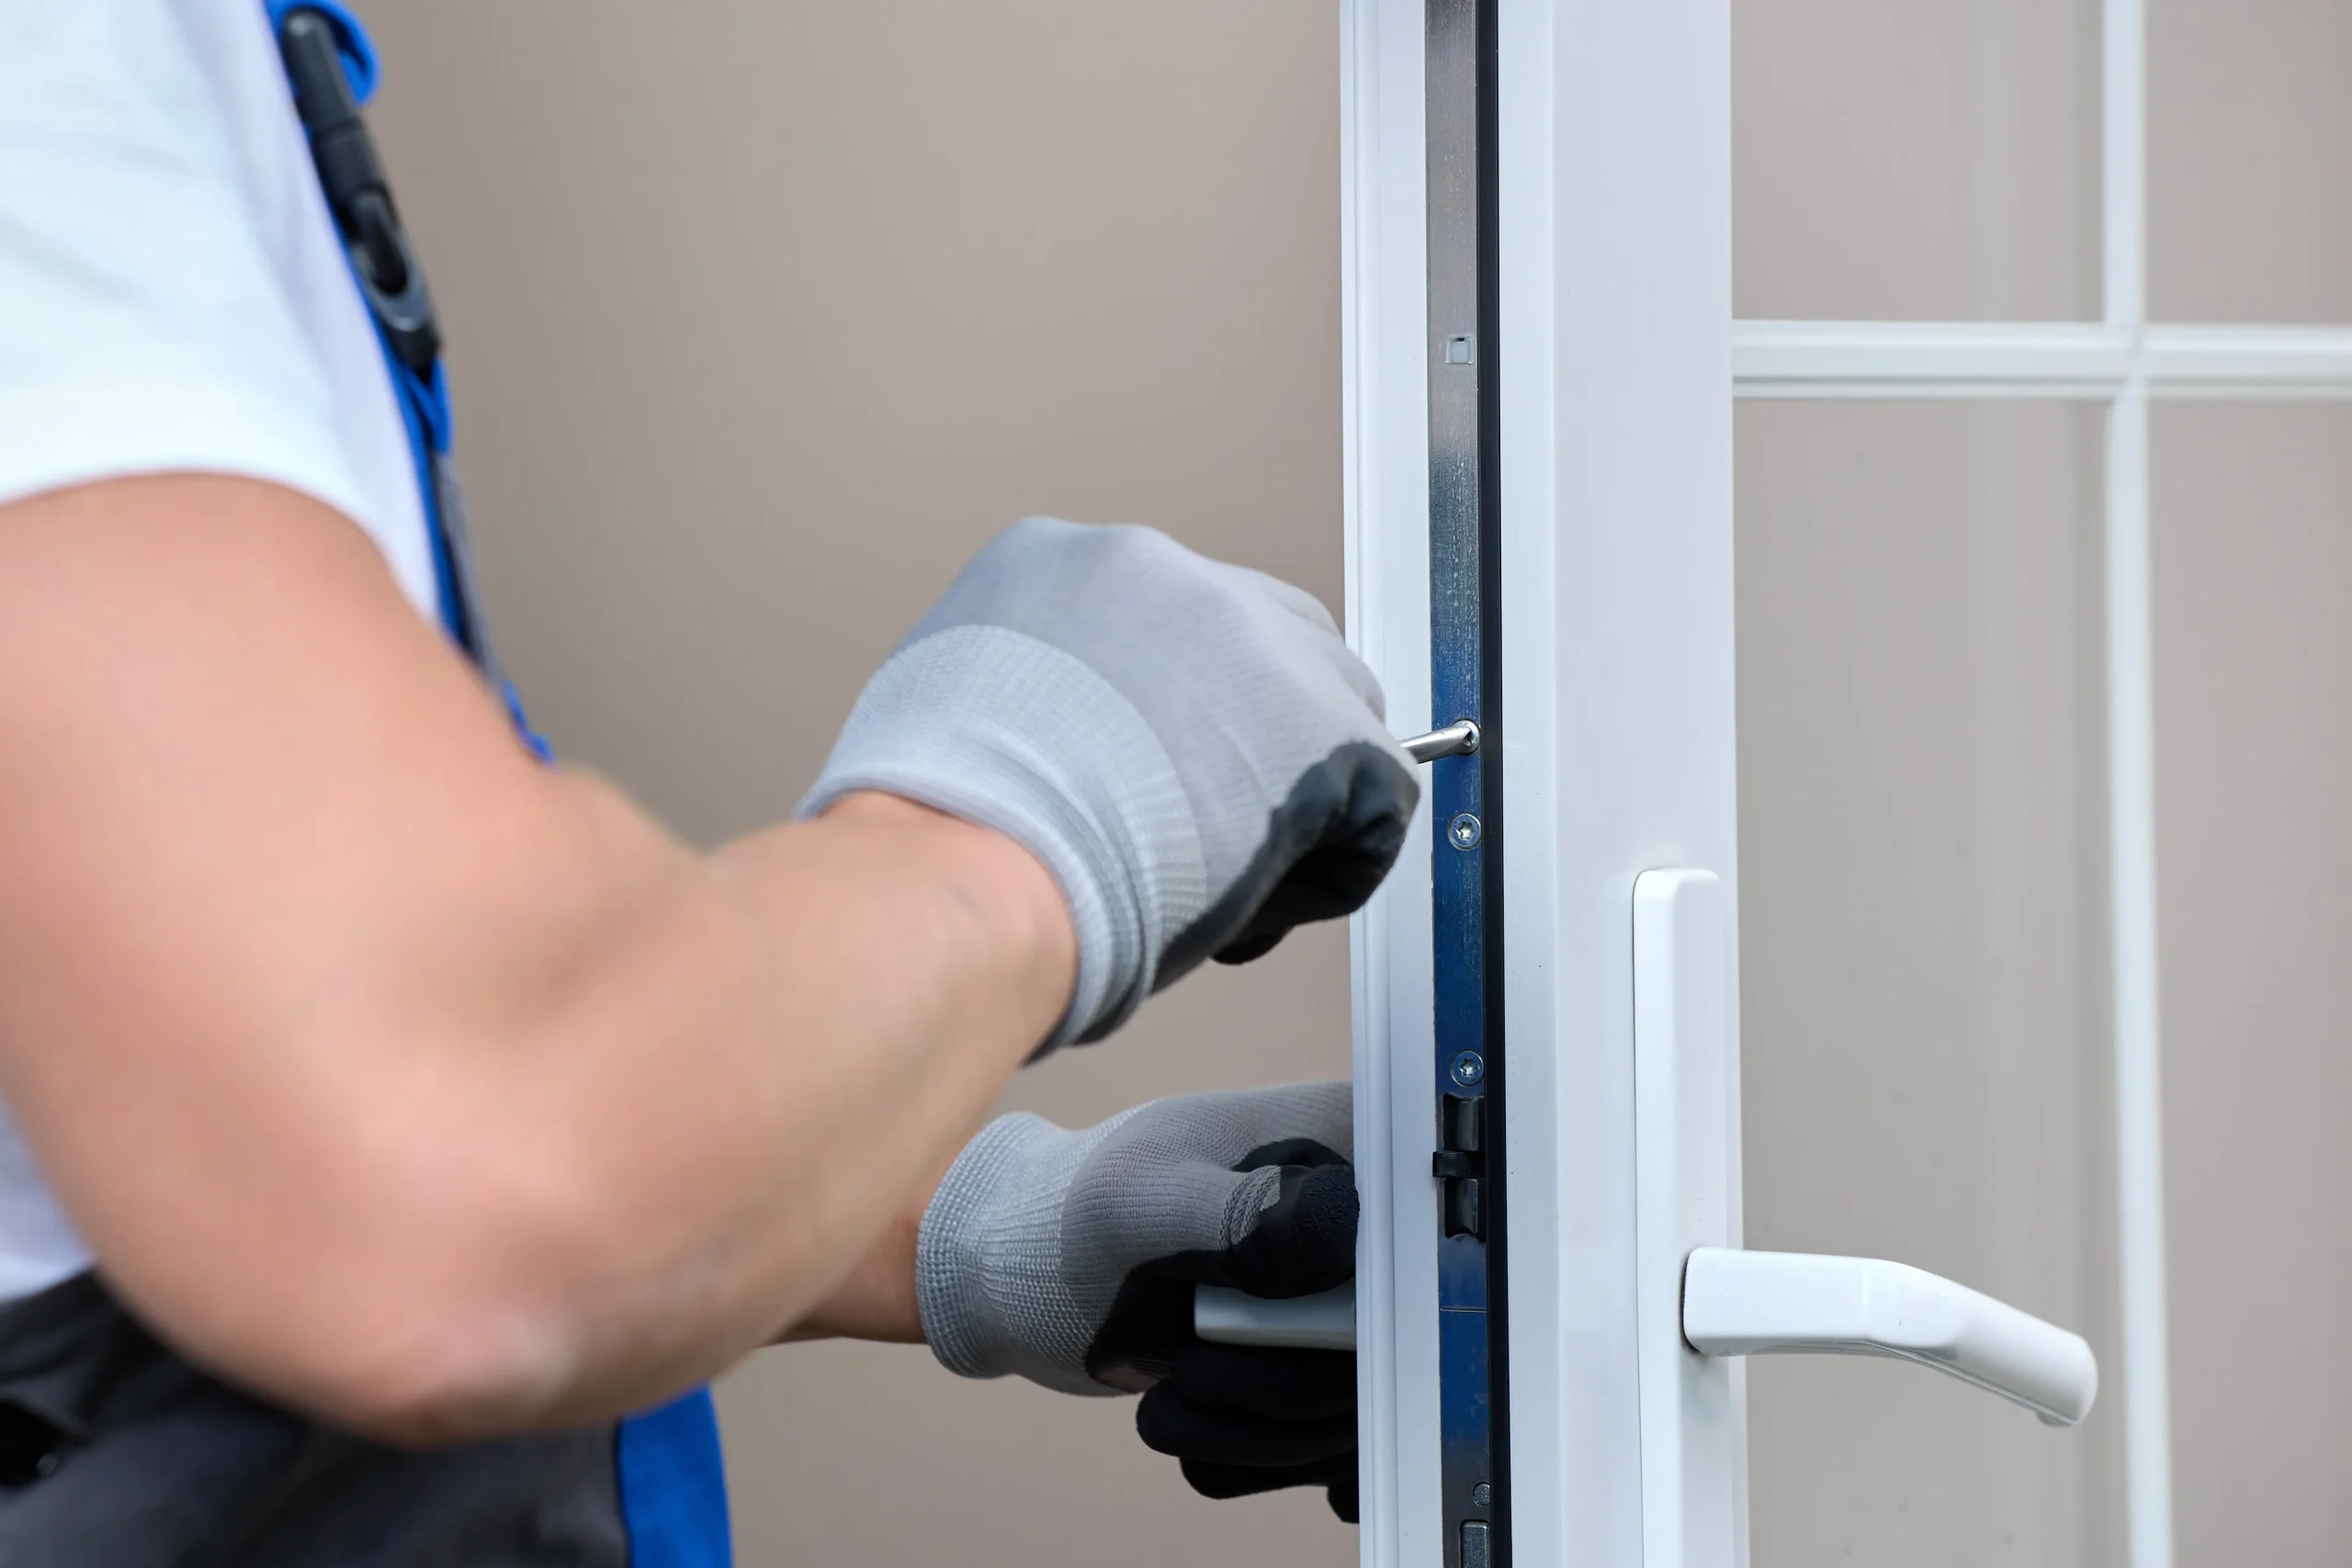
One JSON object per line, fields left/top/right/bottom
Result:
{"left": 1425, "top": 0, "right": 1502, "bottom": 1561}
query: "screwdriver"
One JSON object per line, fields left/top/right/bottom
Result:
{"left": 1400, "top": 719, "right": 1480, "bottom": 763}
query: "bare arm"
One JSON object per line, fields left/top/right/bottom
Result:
{"left": 0, "top": 474, "right": 1069, "bottom": 1442}
{"left": 779, "top": 1161, "right": 938, "bottom": 1346}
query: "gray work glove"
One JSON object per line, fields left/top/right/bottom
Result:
{"left": 917, "top": 1082, "right": 1359, "bottom": 1519}
{"left": 798, "top": 518, "right": 1416, "bottom": 1049}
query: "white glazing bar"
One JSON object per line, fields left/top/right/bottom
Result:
{"left": 1339, "top": 4, "right": 1402, "bottom": 1562}
{"left": 1733, "top": 321, "right": 2352, "bottom": 400}
{"left": 1732, "top": 321, "right": 2131, "bottom": 398}
{"left": 2106, "top": 384, "right": 2175, "bottom": 1568}
{"left": 2141, "top": 327, "right": 2352, "bottom": 397}
{"left": 2104, "top": 0, "right": 2175, "bottom": 1560}
{"left": 2104, "top": 0, "right": 2146, "bottom": 329}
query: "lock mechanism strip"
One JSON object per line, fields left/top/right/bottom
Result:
{"left": 1424, "top": 1, "right": 1505, "bottom": 1563}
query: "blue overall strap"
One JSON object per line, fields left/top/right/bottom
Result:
{"left": 267, "top": 7, "right": 732, "bottom": 1563}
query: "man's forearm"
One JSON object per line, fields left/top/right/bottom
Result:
{"left": 0, "top": 476, "right": 1067, "bottom": 1441}
{"left": 426, "top": 788, "right": 1068, "bottom": 1431}
{"left": 775, "top": 1149, "right": 941, "bottom": 1346}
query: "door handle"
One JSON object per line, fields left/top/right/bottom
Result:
{"left": 1633, "top": 867, "right": 2095, "bottom": 1427}
{"left": 1188, "top": 722, "right": 1472, "bottom": 1357}
{"left": 1194, "top": 1281, "right": 1357, "bottom": 1351}
{"left": 1633, "top": 869, "right": 2094, "bottom": 1564}
{"left": 1199, "top": 868, "right": 2099, "bottom": 1479}
{"left": 1679, "top": 1247, "right": 2096, "bottom": 1426}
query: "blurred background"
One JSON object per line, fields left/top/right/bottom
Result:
{"left": 366, "top": 1, "right": 2348, "bottom": 1562}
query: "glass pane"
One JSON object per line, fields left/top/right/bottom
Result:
{"left": 1736, "top": 403, "right": 2125, "bottom": 1566}
{"left": 2151, "top": 2, "right": 2352, "bottom": 322}
{"left": 2154, "top": 406, "right": 2352, "bottom": 1561}
{"left": 1736, "top": 0, "right": 2098, "bottom": 321}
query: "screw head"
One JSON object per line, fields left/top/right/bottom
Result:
{"left": 1450, "top": 1051, "right": 1485, "bottom": 1088}
{"left": 1472, "top": 1482, "right": 1492, "bottom": 1509}
{"left": 1447, "top": 811, "right": 1483, "bottom": 850}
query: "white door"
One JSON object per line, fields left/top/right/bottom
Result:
{"left": 1317, "top": 0, "right": 2351, "bottom": 1562}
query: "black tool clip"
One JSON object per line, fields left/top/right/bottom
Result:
{"left": 276, "top": 8, "right": 440, "bottom": 376}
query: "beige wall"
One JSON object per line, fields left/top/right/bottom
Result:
{"left": 365, "top": 1, "right": 2348, "bottom": 1563}
{"left": 365, "top": 3, "right": 1353, "bottom": 1564}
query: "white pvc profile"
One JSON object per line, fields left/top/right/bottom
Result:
{"left": 2140, "top": 326, "right": 2352, "bottom": 396}
{"left": 1732, "top": 321, "right": 2134, "bottom": 398}
{"left": 2103, "top": 0, "right": 2175, "bottom": 1562}
{"left": 2105, "top": 382, "right": 2173, "bottom": 1568}
{"left": 1341, "top": 2, "right": 1440, "bottom": 1562}
{"left": 1733, "top": 321, "right": 2352, "bottom": 400}
{"left": 1345, "top": 4, "right": 1738, "bottom": 1565}
{"left": 1495, "top": 3, "right": 1740, "bottom": 1563}
{"left": 2104, "top": 0, "right": 2147, "bottom": 333}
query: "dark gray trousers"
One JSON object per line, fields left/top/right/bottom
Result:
{"left": 0, "top": 1272, "right": 628, "bottom": 1566}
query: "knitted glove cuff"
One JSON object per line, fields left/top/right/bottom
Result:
{"left": 914, "top": 1111, "right": 1126, "bottom": 1395}
{"left": 798, "top": 625, "right": 1205, "bottom": 1050}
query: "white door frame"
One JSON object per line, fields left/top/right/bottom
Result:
{"left": 1344, "top": 3, "right": 1736, "bottom": 1562}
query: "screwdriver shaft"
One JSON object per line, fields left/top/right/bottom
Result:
{"left": 1402, "top": 719, "right": 1481, "bottom": 763}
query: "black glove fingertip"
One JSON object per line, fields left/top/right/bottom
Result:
{"left": 1227, "top": 1163, "right": 1359, "bottom": 1299}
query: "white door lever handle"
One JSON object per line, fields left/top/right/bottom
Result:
{"left": 1680, "top": 1247, "right": 2098, "bottom": 1427}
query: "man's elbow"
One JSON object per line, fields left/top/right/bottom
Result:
{"left": 288, "top": 1291, "right": 585, "bottom": 1447}
{"left": 124, "top": 1137, "right": 609, "bottom": 1446}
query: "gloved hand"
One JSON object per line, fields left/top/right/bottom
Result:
{"left": 917, "top": 1082, "right": 1359, "bottom": 1520}
{"left": 799, "top": 518, "right": 1416, "bottom": 1049}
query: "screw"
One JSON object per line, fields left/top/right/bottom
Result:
{"left": 1450, "top": 1051, "right": 1485, "bottom": 1089}
{"left": 1472, "top": 1482, "right": 1492, "bottom": 1509}
{"left": 1448, "top": 811, "right": 1483, "bottom": 850}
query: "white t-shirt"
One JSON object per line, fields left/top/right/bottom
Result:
{"left": 0, "top": 0, "right": 441, "bottom": 1301}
